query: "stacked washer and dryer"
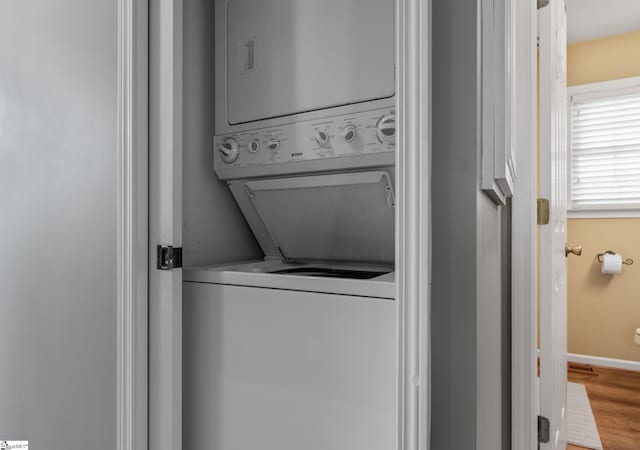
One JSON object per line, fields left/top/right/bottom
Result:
{"left": 183, "top": 1, "right": 398, "bottom": 449}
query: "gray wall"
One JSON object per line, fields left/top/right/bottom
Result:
{"left": 182, "top": 0, "right": 261, "bottom": 267}
{"left": 0, "top": 1, "right": 117, "bottom": 449}
{"left": 431, "top": 0, "right": 511, "bottom": 448}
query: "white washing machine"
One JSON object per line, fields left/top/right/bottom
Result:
{"left": 184, "top": 1, "right": 398, "bottom": 448}
{"left": 183, "top": 274, "right": 397, "bottom": 450}
{"left": 184, "top": 122, "right": 398, "bottom": 447}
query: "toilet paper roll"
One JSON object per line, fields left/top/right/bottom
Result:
{"left": 601, "top": 253, "right": 623, "bottom": 274}
{"left": 635, "top": 328, "right": 640, "bottom": 346}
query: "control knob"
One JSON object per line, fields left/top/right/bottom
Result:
{"left": 248, "top": 139, "right": 260, "bottom": 153}
{"left": 218, "top": 138, "right": 239, "bottom": 164}
{"left": 376, "top": 114, "right": 396, "bottom": 145}
{"left": 267, "top": 140, "right": 280, "bottom": 151}
{"left": 342, "top": 125, "right": 358, "bottom": 143}
{"left": 314, "top": 130, "right": 330, "bottom": 147}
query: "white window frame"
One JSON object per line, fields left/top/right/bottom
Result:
{"left": 568, "top": 76, "right": 640, "bottom": 218}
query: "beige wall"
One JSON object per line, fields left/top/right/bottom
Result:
{"left": 568, "top": 220, "right": 640, "bottom": 361}
{"left": 567, "top": 30, "right": 640, "bottom": 362}
{"left": 568, "top": 30, "right": 640, "bottom": 86}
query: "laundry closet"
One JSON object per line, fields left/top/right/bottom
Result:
{"left": 169, "top": 0, "right": 399, "bottom": 449}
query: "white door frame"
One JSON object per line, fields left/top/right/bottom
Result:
{"left": 510, "top": 0, "right": 538, "bottom": 449}
{"left": 116, "top": 0, "right": 149, "bottom": 449}
{"left": 512, "top": 0, "right": 572, "bottom": 447}
{"left": 114, "top": 0, "right": 432, "bottom": 449}
{"left": 396, "top": 0, "right": 431, "bottom": 449}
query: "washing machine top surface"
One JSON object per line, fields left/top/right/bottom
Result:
{"left": 183, "top": 260, "right": 395, "bottom": 299}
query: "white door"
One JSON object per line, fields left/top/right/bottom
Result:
{"left": 538, "top": 0, "right": 570, "bottom": 448}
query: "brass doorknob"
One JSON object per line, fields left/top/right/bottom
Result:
{"left": 565, "top": 244, "right": 582, "bottom": 257}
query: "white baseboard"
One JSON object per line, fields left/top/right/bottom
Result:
{"left": 568, "top": 353, "right": 640, "bottom": 372}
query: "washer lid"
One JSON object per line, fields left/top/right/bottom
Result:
{"left": 230, "top": 171, "right": 395, "bottom": 264}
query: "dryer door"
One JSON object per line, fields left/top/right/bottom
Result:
{"left": 229, "top": 170, "right": 396, "bottom": 264}
{"left": 226, "top": 0, "right": 395, "bottom": 125}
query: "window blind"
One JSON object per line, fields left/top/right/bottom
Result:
{"left": 571, "top": 92, "right": 640, "bottom": 209}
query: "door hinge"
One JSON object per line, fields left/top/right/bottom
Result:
{"left": 538, "top": 415, "right": 550, "bottom": 443}
{"left": 537, "top": 0, "right": 549, "bottom": 9}
{"left": 157, "top": 245, "right": 183, "bottom": 270}
{"left": 537, "top": 198, "right": 550, "bottom": 225}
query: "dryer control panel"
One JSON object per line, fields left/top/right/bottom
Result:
{"left": 214, "top": 108, "right": 396, "bottom": 180}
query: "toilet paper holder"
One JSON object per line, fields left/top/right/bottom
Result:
{"left": 596, "top": 250, "right": 634, "bottom": 266}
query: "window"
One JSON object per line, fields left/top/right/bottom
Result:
{"left": 569, "top": 78, "right": 640, "bottom": 216}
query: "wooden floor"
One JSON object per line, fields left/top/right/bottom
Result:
{"left": 566, "top": 363, "right": 640, "bottom": 450}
